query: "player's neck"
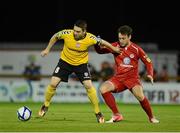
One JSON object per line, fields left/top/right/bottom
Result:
{"left": 75, "top": 33, "right": 87, "bottom": 41}
{"left": 126, "top": 41, "right": 132, "bottom": 47}
{"left": 120, "top": 41, "right": 131, "bottom": 48}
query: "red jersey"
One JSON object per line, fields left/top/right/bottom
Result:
{"left": 94, "top": 42, "right": 153, "bottom": 79}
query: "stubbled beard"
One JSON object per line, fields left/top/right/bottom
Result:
{"left": 74, "top": 35, "right": 84, "bottom": 41}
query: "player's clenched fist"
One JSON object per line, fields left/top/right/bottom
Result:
{"left": 41, "top": 49, "right": 49, "bottom": 57}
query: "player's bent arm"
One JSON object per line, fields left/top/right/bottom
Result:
{"left": 100, "top": 39, "right": 120, "bottom": 53}
{"left": 46, "top": 33, "right": 59, "bottom": 51}
{"left": 41, "top": 33, "right": 59, "bottom": 57}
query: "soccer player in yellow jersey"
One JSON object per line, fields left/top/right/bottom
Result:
{"left": 38, "top": 19, "right": 120, "bottom": 123}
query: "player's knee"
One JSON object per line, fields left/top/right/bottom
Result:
{"left": 49, "top": 84, "right": 57, "bottom": 89}
{"left": 100, "top": 87, "right": 107, "bottom": 94}
{"left": 85, "top": 85, "right": 92, "bottom": 90}
{"left": 136, "top": 94, "right": 144, "bottom": 101}
{"left": 50, "top": 80, "right": 59, "bottom": 88}
{"left": 50, "top": 77, "right": 61, "bottom": 88}
{"left": 100, "top": 83, "right": 111, "bottom": 94}
{"left": 83, "top": 80, "right": 93, "bottom": 89}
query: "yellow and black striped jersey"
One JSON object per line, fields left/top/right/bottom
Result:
{"left": 57, "top": 29, "right": 99, "bottom": 65}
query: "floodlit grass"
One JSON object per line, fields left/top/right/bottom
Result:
{"left": 0, "top": 102, "right": 180, "bottom": 132}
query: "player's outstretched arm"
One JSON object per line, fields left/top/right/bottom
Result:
{"left": 100, "top": 39, "right": 120, "bottom": 53}
{"left": 41, "top": 33, "right": 59, "bottom": 57}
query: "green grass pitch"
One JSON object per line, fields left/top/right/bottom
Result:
{"left": 0, "top": 102, "right": 180, "bottom": 132}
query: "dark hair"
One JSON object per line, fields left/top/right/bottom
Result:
{"left": 74, "top": 19, "right": 87, "bottom": 31}
{"left": 118, "top": 25, "right": 132, "bottom": 36}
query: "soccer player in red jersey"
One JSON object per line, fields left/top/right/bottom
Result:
{"left": 94, "top": 25, "right": 159, "bottom": 123}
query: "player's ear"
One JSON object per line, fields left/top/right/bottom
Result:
{"left": 83, "top": 29, "right": 86, "bottom": 34}
{"left": 129, "top": 35, "right": 131, "bottom": 40}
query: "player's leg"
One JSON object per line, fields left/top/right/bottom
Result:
{"left": 83, "top": 80, "right": 104, "bottom": 123}
{"left": 39, "top": 76, "right": 61, "bottom": 117}
{"left": 100, "top": 77, "right": 125, "bottom": 123}
{"left": 39, "top": 59, "right": 71, "bottom": 117}
{"left": 44, "top": 76, "right": 61, "bottom": 107}
{"left": 83, "top": 80, "right": 100, "bottom": 113}
{"left": 75, "top": 64, "right": 104, "bottom": 123}
{"left": 131, "top": 85, "right": 159, "bottom": 123}
{"left": 100, "top": 81, "right": 119, "bottom": 115}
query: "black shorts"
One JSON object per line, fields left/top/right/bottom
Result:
{"left": 52, "top": 59, "right": 91, "bottom": 82}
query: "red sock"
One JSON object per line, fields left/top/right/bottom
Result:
{"left": 102, "top": 92, "right": 119, "bottom": 115}
{"left": 140, "top": 97, "right": 153, "bottom": 119}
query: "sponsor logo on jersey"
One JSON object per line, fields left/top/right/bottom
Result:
{"left": 123, "top": 57, "right": 131, "bottom": 65}
{"left": 120, "top": 64, "right": 133, "bottom": 67}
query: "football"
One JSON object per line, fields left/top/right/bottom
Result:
{"left": 17, "top": 106, "right": 32, "bottom": 121}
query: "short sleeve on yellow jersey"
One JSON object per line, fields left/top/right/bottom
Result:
{"left": 88, "top": 33, "right": 101, "bottom": 45}
{"left": 57, "top": 29, "right": 72, "bottom": 39}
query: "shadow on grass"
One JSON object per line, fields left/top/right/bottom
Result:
{"left": 32, "top": 116, "right": 79, "bottom": 122}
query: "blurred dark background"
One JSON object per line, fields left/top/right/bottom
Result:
{"left": 0, "top": 0, "right": 179, "bottom": 51}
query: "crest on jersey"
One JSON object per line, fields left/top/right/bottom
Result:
{"left": 130, "top": 54, "right": 134, "bottom": 58}
{"left": 76, "top": 43, "right": 80, "bottom": 48}
{"left": 123, "top": 57, "right": 131, "bottom": 65}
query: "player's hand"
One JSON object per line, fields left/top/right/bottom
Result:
{"left": 147, "top": 75, "right": 154, "bottom": 85}
{"left": 113, "top": 46, "right": 121, "bottom": 54}
{"left": 41, "top": 49, "right": 49, "bottom": 57}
